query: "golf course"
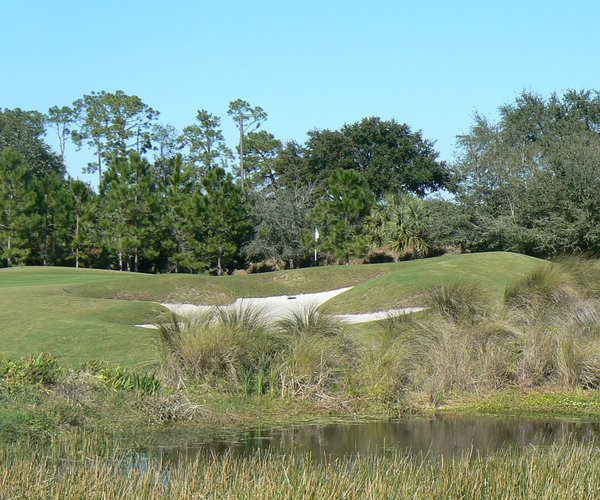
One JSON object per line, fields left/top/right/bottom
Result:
{"left": 0, "top": 251, "right": 541, "bottom": 366}
{"left": 3, "top": 252, "right": 600, "bottom": 496}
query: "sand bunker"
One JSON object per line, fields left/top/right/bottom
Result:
{"left": 137, "top": 287, "right": 424, "bottom": 329}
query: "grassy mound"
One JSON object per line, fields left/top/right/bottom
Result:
{"left": 0, "top": 252, "right": 543, "bottom": 366}
{"left": 324, "top": 252, "right": 541, "bottom": 313}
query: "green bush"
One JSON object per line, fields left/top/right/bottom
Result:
{"left": 426, "top": 280, "right": 491, "bottom": 323}
{"left": 0, "top": 353, "right": 62, "bottom": 390}
{"left": 85, "top": 360, "right": 161, "bottom": 396}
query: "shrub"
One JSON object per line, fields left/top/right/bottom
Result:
{"left": 504, "top": 263, "right": 581, "bottom": 310}
{"left": 156, "top": 306, "right": 282, "bottom": 392}
{"left": 426, "top": 280, "right": 491, "bottom": 323}
{"left": 0, "top": 353, "right": 62, "bottom": 390}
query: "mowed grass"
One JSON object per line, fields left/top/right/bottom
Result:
{"left": 0, "top": 252, "right": 543, "bottom": 366}
{"left": 0, "top": 267, "right": 160, "bottom": 367}
{"left": 324, "top": 251, "right": 542, "bottom": 313}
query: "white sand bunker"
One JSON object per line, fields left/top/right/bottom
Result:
{"left": 137, "top": 287, "right": 424, "bottom": 329}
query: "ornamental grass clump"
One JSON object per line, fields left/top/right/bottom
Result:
{"left": 411, "top": 265, "right": 600, "bottom": 395}
{"left": 156, "top": 305, "right": 282, "bottom": 390}
{"left": 276, "top": 306, "right": 348, "bottom": 398}
{"left": 552, "top": 254, "right": 600, "bottom": 298}
{"left": 350, "top": 313, "right": 414, "bottom": 400}
{"left": 504, "top": 262, "right": 581, "bottom": 311}
{"left": 504, "top": 262, "right": 600, "bottom": 389}
{"left": 426, "top": 279, "right": 492, "bottom": 324}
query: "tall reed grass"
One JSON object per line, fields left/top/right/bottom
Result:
{"left": 2, "top": 435, "right": 599, "bottom": 498}
{"left": 155, "top": 257, "right": 600, "bottom": 405}
{"left": 156, "top": 305, "right": 349, "bottom": 398}
{"left": 374, "top": 259, "right": 600, "bottom": 400}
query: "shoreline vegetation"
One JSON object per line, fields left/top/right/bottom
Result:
{"left": 3, "top": 438, "right": 599, "bottom": 497}
{"left": 2, "top": 255, "right": 600, "bottom": 495}
{"left": 2, "top": 256, "right": 600, "bottom": 434}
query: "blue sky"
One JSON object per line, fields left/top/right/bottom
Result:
{"left": 3, "top": 1, "right": 599, "bottom": 187}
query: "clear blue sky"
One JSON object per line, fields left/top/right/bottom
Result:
{"left": 3, "top": 0, "right": 599, "bottom": 187}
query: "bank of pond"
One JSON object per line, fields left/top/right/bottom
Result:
{"left": 3, "top": 415, "right": 600, "bottom": 498}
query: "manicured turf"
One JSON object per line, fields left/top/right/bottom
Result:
{"left": 323, "top": 251, "right": 542, "bottom": 313}
{"left": 0, "top": 252, "right": 543, "bottom": 366}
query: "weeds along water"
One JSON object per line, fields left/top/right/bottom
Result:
{"left": 2, "top": 436, "right": 600, "bottom": 498}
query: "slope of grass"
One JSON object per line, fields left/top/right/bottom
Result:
{"left": 324, "top": 252, "right": 542, "bottom": 313}
{"left": 68, "top": 263, "right": 397, "bottom": 304}
{"left": 0, "top": 267, "right": 159, "bottom": 367}
{"left": 0, "top": 252, "right": 543, "bottom": 366}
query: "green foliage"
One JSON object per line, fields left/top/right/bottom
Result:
{"left": 244, "top": 184, "right": 316, "bottom": 268}
{"left": 85, "top": 360, "right": 161, "bottom": 396}
{"left": 454, "top": 89, "right": 600, "bottom": 256}
{"left": 306, "top": 117, "right": 451, "bottom": 197}
{"left": 0, "top": 353, "right": 62, "bottom": 389}
{"left": 0, "top": 107, "right": 63, "bottom": 178}
{"left": 365, "top": 193, "right": 432, "bottom": 258}
{"left": 313, "top": 168, "right": 374, "bottom": 264}
{"left": 99, "top": 153, "right": 159, "bottom": 271}
{"left": 10, "top": 88, "right": 600, "bottom": 271}
{"left": 0, "top": 148, "right": 39, "bottom": 266}
{"left": 227, "top": 99, "right": 268, "bottom": 192}
{"left": 195, "top": 167, "right": 252, "bottom": 274}
{"left": 71, "top": 90, "right": 159, "bottom": 183}
{"left": 241, "top": 130, "right": 282, "bottom": 190}
{"left": 179, "top": 109, "right": 231, "bottom": 176}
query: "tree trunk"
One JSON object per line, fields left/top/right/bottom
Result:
{"left": 118, "top": 249, "right": 123, "bottom": 271}
{"left": 97, "top": 145, "right": 102, "bottom": 185}
{"left": 239, "top": 116, "right": 245, "bottom": 192}
{"left": 75, "top": 213, "right": 80, "bottom": 269}
{"left": 134, "top": 250, "right": 139, "bottom": 273}
{"left": 6, "top": 236, "right": 11, "bottom": 267}
{"left": 217, "top": 246, "right": 222, "bottom": 276}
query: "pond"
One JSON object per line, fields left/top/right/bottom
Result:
{"left": 147, "top": 415, "right": 600, "bottom": 463}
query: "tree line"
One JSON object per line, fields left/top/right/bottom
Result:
{"left": 1, "top": 89, "right": 599, "bottom": 273}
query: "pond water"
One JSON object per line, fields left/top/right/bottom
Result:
{"left": 148, "top": 415, "right": 600, "bottom": 463}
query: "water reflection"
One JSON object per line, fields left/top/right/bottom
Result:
{"left": 150, "top": 415, "right": 600, "bottom": 463}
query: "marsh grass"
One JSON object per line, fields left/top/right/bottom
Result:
{"left": 156, "top": 307, "right": 282, "bottom": 392}
{"left": 154, "top": 260, "right": 600, "bottom": 404}
{"left": 277, "top": 305, "right": 345, "bottom": 338}
{"left": 157, "top": 305, "right": 349, "bottom": 399}
{"left": 2, "top": 436, "right": 600, "bottom": 498}
{"left": 388, "top": 264, "right": 600, "bottom": 399}
{"left": 427, "top": 279, "right": 493, "bottom": 323}
{"left": 276, "top": 307, "right": 348, "bottom": 398}
{"left": 504, "top": 262, "right": 581, "bottom": 311}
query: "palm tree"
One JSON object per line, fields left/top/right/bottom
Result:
{"left": 365, "top": 194, "right": 430, "bottom": 259}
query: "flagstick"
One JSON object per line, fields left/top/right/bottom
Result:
{"left": 314, "top": 227, "right": 319, "bottom": 266}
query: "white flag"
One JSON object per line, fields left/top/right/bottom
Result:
{"left": 314, "top": 228, "right": 319, "bottom": 241}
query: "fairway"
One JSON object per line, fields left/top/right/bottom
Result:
{"left": 0, "top": 252, "right": 543, "bottom": 366}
